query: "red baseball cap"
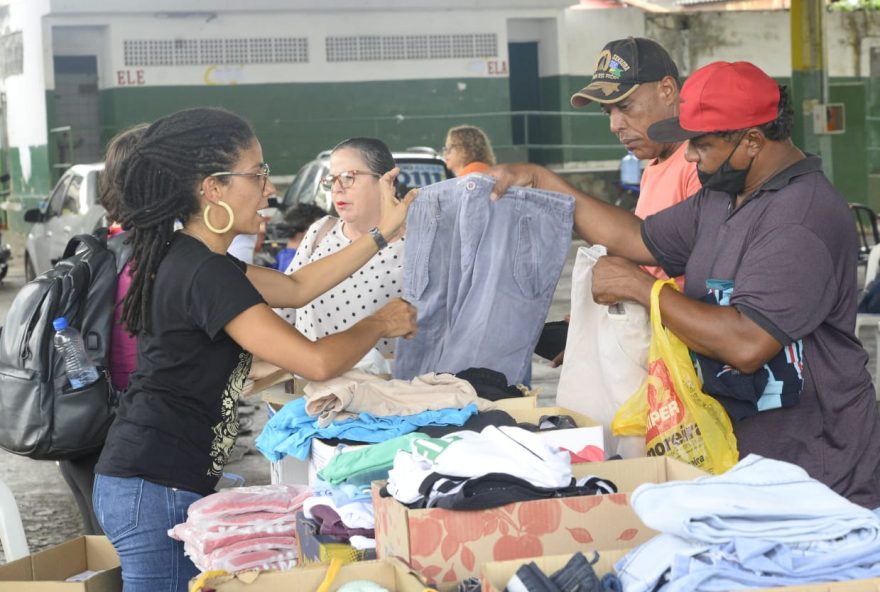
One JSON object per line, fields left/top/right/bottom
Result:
{"left": 648, "top": 61, "right": 780, "bottom": 143}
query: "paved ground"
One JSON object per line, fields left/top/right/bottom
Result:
{"left": 0, "top": 233, "right": 875, "bottom": 563}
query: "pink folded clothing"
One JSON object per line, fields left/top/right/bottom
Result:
{"left": 170, "top": 483, "right": 312, "bottom": 572}
{"left": 187, "top": 484, "right": 310, "bottom": 520}
{"left": 171, "top": 518, "right": 297, "bottom": 555}
{"left": 185, "top": 536, "right": 299, "bottom": 572}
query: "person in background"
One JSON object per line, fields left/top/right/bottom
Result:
{"left": 56, "top": 124, "right": 147, "bottom": 537}
{"left": 276, "top": 138, "right": 405, "bottom": 358}
{"left": 273, "top": 202, "right": 326, "bottom": 272}
{"left": 490, "top": 61, "right": 880, "bottom": 508}
{"left": 92, "top": 109, "right": 416, "bottom": 591}
{"left": 443, "top": 124, "right": 496, "bottom": 176}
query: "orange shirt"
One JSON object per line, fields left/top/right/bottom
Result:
{"left": 457, "top": 161, "right": 491, "bottom": 176}
{"left": 635, "top": 142, "right": 701, "bottom": 282}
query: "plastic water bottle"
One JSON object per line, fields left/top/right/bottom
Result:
{"left": 620, "top": 150, "right": 642, "bottom": 188}
{"left": 52, "top": 317, "right": 100, "bottom": 389}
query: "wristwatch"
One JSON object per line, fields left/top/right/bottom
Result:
{"left": 369, "top": 227, "right": 388, "bottom": 250}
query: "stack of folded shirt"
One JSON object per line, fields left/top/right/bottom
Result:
{"left": 169, "top": 484, "right": 310, "bottom": 573}
{"left": 384, "top": 425, "right": 616, "bottom": 510}
{"left": 302, "top": 480, "right": 376, "bottom": 551}
{"left": 257, "top": 370, "right": 494, "bottom": 461}
{"left": 616, "top": 455, "right": 880, "bottom": 592}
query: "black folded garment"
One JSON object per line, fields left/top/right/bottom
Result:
{"left": 428, "top": 472, "right": 617, "bottom": 511}
{"left": 417, "top": 409, "right": 517, "bottom": 438}
{"left": 534, "top": 320, "right": 569, "bottom": 361}
{"left": 455, "top": 367, "right": 524, "bottom": 401}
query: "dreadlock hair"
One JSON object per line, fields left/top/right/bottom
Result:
{"left": 98, "top": 123, "right": 149, "bottom": 223}
{"left": 117, "top": 107, "right": 256, "bottom": 335}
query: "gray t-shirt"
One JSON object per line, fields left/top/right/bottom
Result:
{"left": 643, "top": 155, "right": 880, "bottom": 508}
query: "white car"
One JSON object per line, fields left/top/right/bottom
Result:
{"left": 23, "top": 163, "right": 105, "bottom": 281}
{"left": 280, "top": 148, "right": 451, "bottom": 215}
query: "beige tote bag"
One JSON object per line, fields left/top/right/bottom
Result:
{"left": 556, "top": 245, "right": 650, "bottom": 458}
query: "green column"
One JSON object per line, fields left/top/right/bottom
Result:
{"left": 790, "top": 0, "right": 833, "bottom": 178}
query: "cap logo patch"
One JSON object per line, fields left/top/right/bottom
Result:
{"left": 594, "top": 50, "right": 631, "bottom": 81}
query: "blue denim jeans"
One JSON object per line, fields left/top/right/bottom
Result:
{"left": 93, "top": 474, "right": 201, "bottom": 592}
{"left": 395, "top": 174, "right": 574, "bottom": 384}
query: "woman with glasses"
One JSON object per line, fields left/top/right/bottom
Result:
{"left": 276, "top": 137, "right": 407, "bottom": 358}
{"left": 92, "top": 110, "right": 416, "bottom": 592}
{"left": 443, "top": 124, "right": 496, "bottom": 177}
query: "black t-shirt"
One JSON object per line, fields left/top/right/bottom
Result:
{"left": 96, "top": 234, "right": 264, "bottom": 495}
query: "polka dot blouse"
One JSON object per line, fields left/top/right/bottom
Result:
{"left": 274, "top": 215, "right": 405, "bottom": 356}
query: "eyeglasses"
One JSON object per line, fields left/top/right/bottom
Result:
{"left": 209, "top": 163, "right": 271, "bottom": 192}
{"left": 320, "top": 170, "right": 381, "bottom": 191}
{"left": 442, "top": 144, "right": 461, "bottom": 154}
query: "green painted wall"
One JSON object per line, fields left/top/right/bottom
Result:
{"left": 6, "top": 72, "right": 877, "bottom": 232}
{"left": 98, "top": 78, "right": 513, "bottom": 175}
{"left": 830, "top": 82, "right": 868, "bottom": 203}
{"left": 5, "top": 145, "right": 52, "bottom": 233}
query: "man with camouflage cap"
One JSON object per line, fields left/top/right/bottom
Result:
{"left": 571, "top": 37, "right": 700, "bottom": 281}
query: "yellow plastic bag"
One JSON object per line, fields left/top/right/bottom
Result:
{"left": 611, "top": 279, "right": 739, "bottom": 474}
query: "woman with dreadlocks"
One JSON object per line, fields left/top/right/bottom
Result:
{"left": 92, "top": 107, "right": 416, "bottom": 591}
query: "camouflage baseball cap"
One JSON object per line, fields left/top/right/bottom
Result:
{"left": 571, "top": 37, "right": 679, "bottom": 107}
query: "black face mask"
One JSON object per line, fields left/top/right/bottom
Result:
{"left": 697, "top": 133, "right": 753, "bottom": 196}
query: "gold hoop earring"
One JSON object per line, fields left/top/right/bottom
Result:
{"left": 204, "top": 200, "right": 234, "bottom": 234}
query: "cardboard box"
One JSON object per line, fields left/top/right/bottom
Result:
{"left": 266, "top": 393, "right": 539, "bottom": 486}
{"left": 373, "top": 456, "right": 705, "bottom": 589}
{"left": 481, "top": 549, "right": 628, "bottom": 592}
{"left": 481, "top": 550, "right": 880, "bottom": 592}
{"left": 0, "top": 536, "right": 121, "bottom": 592}
{"left": 195, "top": 558, "right": 435, "bottom": 592}
{"left": 243, "top": 365, "right": 295, "bottom": 399}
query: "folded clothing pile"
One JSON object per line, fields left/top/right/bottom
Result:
{"left": 616, "top": 455, "right": 880, "bottom": 592}
{"left": 169, "top": 484, "right": 310, "bottom": 573}
{"left": 383, "top": 425, "right": 616, "bottom": 510}
{"left": 303, "top": 480, "right": 376, "bottom": 550}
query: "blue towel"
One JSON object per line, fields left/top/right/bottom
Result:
{"left": 256, "top": 397, "right": 478, "bottom": 461}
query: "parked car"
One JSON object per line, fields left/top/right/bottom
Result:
{"left": 256, "top": 148, "right": 452, "bottom": 268}
{"left": 23, "top": 163, "right": 105, "bottom": 281}
{"left": 280, "top": 147, "right": 451, "bottom": 214}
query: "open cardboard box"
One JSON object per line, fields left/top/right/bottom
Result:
{"left": 481, "top": 549, "right": 628, "bottom": 592}
{"left": 0, "top": 536, "right": 121, "bottom": 592}
{"left": 481, "top": 549, "right": 880, "bottom": 592}
{"left": 373, "top": 456, "right": 705, "bottom": 590}
{"left": 266, "top": 393, "right": 539, "bottom": 486}
{"left": 194, "top": 558, "right": 435, "bottom": 591}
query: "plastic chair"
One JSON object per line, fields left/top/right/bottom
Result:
{"left": 0, "top": 478, "right": 29, "bottom": 561}
{"left": 855, "top": 244, "right": 880, "bottom": 340}
{"left": 850, "top": 203, "right": 880, "bottom": 265}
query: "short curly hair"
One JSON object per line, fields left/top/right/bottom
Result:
{"left": 447, "top": 125, "right": 496, "bottom": 167}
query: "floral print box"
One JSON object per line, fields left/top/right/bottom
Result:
{"left": 372, "top": 456, "right": 705, "bottom": 590}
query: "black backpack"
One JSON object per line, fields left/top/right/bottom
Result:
{"left": 0, "top": 230, "right": 132, "bottom": 460}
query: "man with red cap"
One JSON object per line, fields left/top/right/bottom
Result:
{"left": 490, "top": 60, "right": 880, "bottom": 507}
